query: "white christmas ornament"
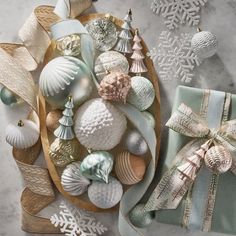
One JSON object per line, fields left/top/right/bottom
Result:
{"left": 74, "top": 98, "right": 127, "bottom": 150}
{"left": 88, "top": 176, "right": 123, "bottom": 209}
{"left": 127, "top": 76, "right": 155, "bottom": 111}
{"left": 148, "top": 31, "right": 202, "bottom": 82}
{"left": 6, "top": 120, "right": 39, "bottom": 149}
{"left": 191, "top": 31, "right": 218, "bottom": 59}
{"left": 61, "top": 162, "right": 90, "bottom": 196}
{"left": 94, "top": 51, "right": 129, "bottom": 82}
{"left": 50, "top": 201, "right": 108, "bottom": 236}
{"left": 151, "top": 0, "right": 208, "bottom": 30}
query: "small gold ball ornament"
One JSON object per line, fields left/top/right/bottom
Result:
{"left": 46, "top": 110, "right": 62, "bottom": 133}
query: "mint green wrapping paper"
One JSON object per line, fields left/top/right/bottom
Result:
{"left": 155, "top": 86, "right": 236, "bottom": 235}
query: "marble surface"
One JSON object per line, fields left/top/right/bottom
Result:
{"left": 0, "top": 0, "right": 236, "bottom": 236}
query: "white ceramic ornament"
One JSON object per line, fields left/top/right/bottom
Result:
{"left": 94, "top": 51, "right": 129, "bottom": 82}
{"left": 127, "top": 76, "right": 155, "bottom": 111}
{"left": 74, "top": 98, "right": 127, "bottom": 150}
{"left": 88, "top": 176, "right": 123, "bottom": 209}
{"left": 191, "top": 30, "right": 218, "bottom": 59}
{"left": 61, "top": 162, "right": 90, "bottom": 196}
{"left": 39, "top": 56, "right": 92, "bottom": 108}
{"left": 6, "top": 120, "right": 39, "bottom": 149}
{"left": 125, "top": 129, "right": 148, "bottom": 156}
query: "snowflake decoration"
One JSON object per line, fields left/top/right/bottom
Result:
{"left": 151, "top": 0, "right": 208, "bottom": 30}
{"left": 50, "top": 202, "right": 108, "bottom": 236}
{"left": 148, "top": 31, "right": 202, "bottom": 83}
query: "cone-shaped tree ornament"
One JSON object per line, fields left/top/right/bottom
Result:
{"left": 114, "top": 9, "right": 133, "bottom": 54}
{"left": 130, "top": 29, "right": 148, "bottom": 75}
{"left": 54, "top": 96, "right": 75, "bottom": 140}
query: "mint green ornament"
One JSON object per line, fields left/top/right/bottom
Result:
{"left": 80, "top": 151, "right": 114, "bottom": 183}
{"left": 129, "top": 204, "right": 155, "bottom": 228}
{"left": 0, "top": 87, "right": 21, "bottom": 106}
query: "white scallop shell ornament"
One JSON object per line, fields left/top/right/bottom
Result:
{"left": 204, "top": 145, "right": 232, "bottom": 173}
{"left": 61, "top": 162, "right": 90, "bottom": 196}
{"left": 74, "top": 98, "right": 127, "bottom": 150}
{"left": 191, "top": 31, "right": 218, "bottom": 59}
{"left": 88, "top": 176, "right": 123, "bottom": 209}
{"left": 39, "top": 56, "right": 92, "bottom": 108}
{"left": 6, "top": 120, "right": 39, "bottom": 149}
{"left": 94, "top": 51, "right": 129, "bottom": 82}
{"left": 127, "top": 76, "right": 155, "bottom": 111}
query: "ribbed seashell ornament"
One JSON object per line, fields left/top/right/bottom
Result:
{"left": 49, "top": 138, "right": 81, "bottom": 167}
{"left": 129, "top": 204, "right": 155, "bottom": 228}
{"left": 127, "top": 76, "right": 155, "bottom": 111}
{"left": 94, "top": 51, "right": 129, "bottom": 82}
{"left": 115, "top": 151, "right": 146, "bottom": 185}
{"left": 204, "top": 145, "right": 232, "bottom": 173}
{"left": 80, "top": 151, "right": 114, "bottom": 183}
{"left": 74, "top": 98, "right": 127, "bottom": 150}
{"left": 88, "top": 176, "right": 123, "bottom": 209}
{"left": 125, "top": 129, "right": 148, "bottom": 156}
{"left": 61, "top": 162, "right": 90, "bottom": 196}
{"left": 6, "top": 119, "right": 39, "bottom": 149}
{"left": 98, "top": 71, "right": 131, "bottom": 102}
{"left": 39, "top": 56, "right": 91, "bottom": 108}
{"left": 191, "top": 30, "right": 218, "bottom": 59}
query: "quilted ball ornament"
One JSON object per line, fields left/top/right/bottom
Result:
{"left": 94, "top": 51, "right": 129, "bottom": 82}
{"left": 6, "top": 120, "right": 39, "bottom": 149}
{"left": 127, "top": 76, "right": 155, "bottom": 111}
{"left": 129, "top": 204, "right": 155, "bottom": 228}
{"left": 74, "top": 98, "right": 127, "bottom": 150}
{"left": 46, "top": 110, "right": 62, "bottom": 133}
{"left": 191, "top": 30, "right": 218, "bottom": 59}
{"left": 0, "top": 87, "right": 22, "bottom": 106}
{"left": 204, "top": 145, "right": 232, "bottom": 173}
{"left": 80, "top": 151, "right": 114, "bottom": 183}
{"left": 88, "top": 176, "right": 123, "bottom": 209}
{"left": 115, "top": 151, "right": 146, "bottom": 185}
{"left": 98, "top": 71, "right": 131, "bottom": 102}
{"left": 61, "top": 162, "right": 90, "bottom": 196}
{"left": 125, "top": 129, "right": 148, "bottom": 156}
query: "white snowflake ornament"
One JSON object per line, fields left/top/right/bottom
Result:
{"left": 151, "top": 0, "right": 208, "bottom": 30}
{"left": 50, "top": 201, "right": 108, "bottom": 236}
{"left": 148, "top": 31, "right": 202, "bottom": 83}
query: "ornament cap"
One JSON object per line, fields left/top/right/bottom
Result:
{"left": 197, "top": 27, "right": 202, "bottom": 32}
{"left": 18, "top": 120, "right": 24, "bottom": 127}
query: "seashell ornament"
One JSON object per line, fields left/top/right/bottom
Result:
{"left": 49, "top": 138, "right": 81, "bottom": 167}
{"left": 115, "top": 151, "right": 146, "bottom": 185}
{"left": 98, "top": 71, "right": 131, "bottom": 102}
{"left": 94, "top": 51, "right": 129, "bottom": 82}
{"left": 74, "top": 98, "right": 127, "bottom": 150}
{"left": 80, "top": 151, "right": 114, "bottom": 183}
{"left": 204, "top": 145, "right": 232, "bottom": 173}
{"left": 127, "top": 76, "right": 155, "bottom": 111}
{"left": 88, "top": 176, "right": 123, "bottom": 209}
{"left": 46, "top": 110, "right": 62, "bottom": 133}
{"left": 129, "top": 204, "right": 155, "bottom": 228}
{"left": 125, "top": 129, "right": 148, "bottom": 156}
{"left": 61, "top": 162, "right": 90, "bottom": 196}
{"left": 6, "top": 119, "right": 39, "bottom": 149}
{"left": 191, "top": 30, "right": 218, "bottom": 59}
{"left": 39, "top": 56, "right": 92, "bottom": 108}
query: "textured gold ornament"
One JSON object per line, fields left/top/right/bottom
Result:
{"left": 49, "top": 138, "right": 81, "bottom": 167}
{"left": 98, "top": 72, "right": 131, "bottom": 102}
{"left": 56, "top": 34, "right": 81, "bottom": 57}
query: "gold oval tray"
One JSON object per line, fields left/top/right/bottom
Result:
{"left": 39, "top": 13, "right": 161, "bottom": 212}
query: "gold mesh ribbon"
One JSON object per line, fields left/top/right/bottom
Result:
{"left": 0, "top": 0, "right": 92, "bottom": 234}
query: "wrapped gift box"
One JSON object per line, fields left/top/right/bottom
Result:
{"left": 154, "top": 85, "right": 236, "bottom": 235}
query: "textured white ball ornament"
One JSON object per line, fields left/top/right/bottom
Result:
{"left": 191, "top": 31, "right": 218, "bottom": 59}
{"left": 74, "top": 98, "right": 127, "bottom": 150}
{"left": 88, "top": 176, "right": 123, "bottom": 209}
{"left": 127, "top": 76, "right": 155, "bottom": 111}
{"left": 6, "top": 120, "right": 39, "bottom": 149}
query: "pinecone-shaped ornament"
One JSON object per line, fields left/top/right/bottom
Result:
{"left": 98, "top": 71, "right": 131, "bottom": 103}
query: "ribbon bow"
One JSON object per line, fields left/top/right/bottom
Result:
{"left": 143, "top": 103, "right": 236, "bottom": 214}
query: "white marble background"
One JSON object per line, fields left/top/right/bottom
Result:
{"left": 0, "top": 0, "right": 236, "bottom": 236}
